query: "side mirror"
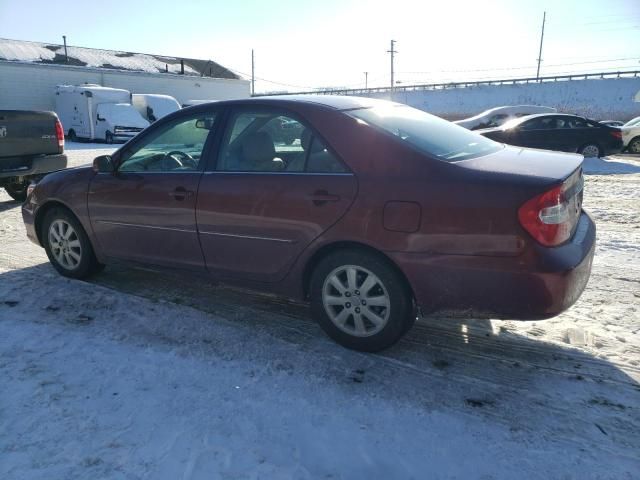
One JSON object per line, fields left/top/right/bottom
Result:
{"left": 93, "top": 155, "right": 115, "bottom": 173}
{"left": 97, "top": 114, "right": 106, "bottom": 122}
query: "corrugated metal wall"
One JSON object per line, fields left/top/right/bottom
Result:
{"left": 0, "top": 62, "right": 250, "bottom": 111}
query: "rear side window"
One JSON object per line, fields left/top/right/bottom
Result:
{"left": 218, "top": 110, "right": 347, "bottom": 173}
{"left": 348, "top": 105, "right": 501, "bottom": 162}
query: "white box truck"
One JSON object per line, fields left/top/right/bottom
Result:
{"left": 132, "top": 94, "right": 180, "bottom": 122}
{"left": 55, "top": 85, "right": 149, "bottom": 143}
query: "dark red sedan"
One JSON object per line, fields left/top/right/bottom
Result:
{"left": 22, "top": 96, "right": 595, "bottom": 351}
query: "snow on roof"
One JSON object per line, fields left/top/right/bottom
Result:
{"left": 0, "top": 38, "right": 239, "bottom": 80}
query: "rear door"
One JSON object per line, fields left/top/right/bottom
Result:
{"left": 513, "top": 116, "right": 561, "bottom": 151}
{"left": 88, "top": 109, "right": 219, "bottom": 269}
{"left": 196, "top": 107, "right": 357, "bottom": 283}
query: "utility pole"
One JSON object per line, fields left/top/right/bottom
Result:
{"left": 387, "top": 40, "right": 397, "bottom": 91}
{"left": 536, "top": 11, "right": 546, "bottom": 81}
{"left": 364, "top": 71, "right": 368, "bottom": 89}
{"left": 62, "top": 35, "right": 68, "bottom": 63}
{"left": 251, "top": 49, "right": 255, "bottom": 96}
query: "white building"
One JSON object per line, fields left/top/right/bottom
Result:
{"left": 0, "top": 38, "right": 250, "bottom": 111}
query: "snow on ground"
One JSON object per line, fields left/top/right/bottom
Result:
{"left": 0, "top": 150, "right": 639, "bottom": 479}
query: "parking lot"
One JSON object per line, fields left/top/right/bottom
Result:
{"left": 1, "top": 143, "right": 639, "bottom": 479}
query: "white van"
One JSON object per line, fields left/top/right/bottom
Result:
{"left": 55, "top": 85, "right": 149, "bottom": 143}
{"left": 132, "top": 94, "right": 181, "bottom": 122}
{"left": 454, "top": 105, "right": 557, "bottom": 130}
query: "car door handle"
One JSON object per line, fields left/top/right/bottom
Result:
{"left": 169, "top": 187, "right": 194, "bottom": 200}
{"left": 309, "top": 190, "right": 340, "bottom": 206}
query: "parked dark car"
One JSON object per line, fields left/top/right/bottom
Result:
{"left": 0, "top": 110, "right": 67, "bottom": 201}
{"left": 477, "top": 113, "right": 623, "bottom": 157}
{"left": 22, "top": 96, "right": 595, "bottom": 352}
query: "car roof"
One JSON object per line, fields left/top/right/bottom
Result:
{"left": 185, "top": 95, "right": 394, "bottom": 112}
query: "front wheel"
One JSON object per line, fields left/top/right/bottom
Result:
{"left": 310, "top": 250, "right": 415, "bottom": 352}
{"left": 42, "top": 207, "right": 103, "bottom": 279}
{"left": 105, "top": 132, "right": 114, "bottom": 144}
{"left": 4, "top": 180, "right": 28, "bottom": 202}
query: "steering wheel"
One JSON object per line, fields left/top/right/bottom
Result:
{"left": 163, "top": 150, "right": 196, "bottom": 169}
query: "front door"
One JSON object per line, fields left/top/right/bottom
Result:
{"left": 196, "top": 108, "right": 357, "bottom": 283}
{"left": 88, "top": 110, "right": 219, "bottom": 270}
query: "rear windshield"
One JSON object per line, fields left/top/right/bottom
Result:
{"left": 348, "top": 104, "right": 502, "bottom": 162}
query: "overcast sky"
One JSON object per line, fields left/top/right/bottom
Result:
{"left": 1, "top": 0, "right": 639, "bottom": 93}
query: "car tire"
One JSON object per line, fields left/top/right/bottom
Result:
{"left": 578, "top": 143, "right": 602, "bottom": 158}
{"left": 105, "top": 132, "right": 114, "bottom": 144}
{"left": 627, "top": 136, "right": 640, "bottom": 154}
{"left": 310, "top": 249, "right": 415, "bottom": 352}
{"left": 4, "top": 180, "right": 28, "bottom": 202}
{"left": 68, "top": 129, "right": 77, "bottom": 142}
{"left": 42, "top": 207, "right": 103, "bottom": 279}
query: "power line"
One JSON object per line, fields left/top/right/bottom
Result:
{"left": 397, "top": 57, "right": 640, "bottom": 75}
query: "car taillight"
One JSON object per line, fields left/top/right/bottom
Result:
{"left": 518, "top": 169, "right": 583, "bottom": 247}
{"left": 55, "top": 119, "right": 65, "bottom": 151}
{"left": 610, "top": 130, "right": 622, "bottom": 139}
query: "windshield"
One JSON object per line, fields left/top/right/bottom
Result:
{"left": 348, "top": 104, "right": 502, "bottom": 162}
{"left": 97, "top": 103, "right": 149, "bottom": 128}
{"left": 624, "top": 116, "right": 640, "bottom": 127}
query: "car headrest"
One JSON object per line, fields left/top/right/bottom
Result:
{"left": 242, "top": 132, "right": 276, "bottom": 165}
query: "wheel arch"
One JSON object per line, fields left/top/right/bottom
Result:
{"left": 35, "top": 200, "right": 79, "bottom": 246}
{"left": 301, "top": 240, "right": 415, "bottom": 301}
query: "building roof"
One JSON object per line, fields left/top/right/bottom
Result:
{"left": 0, "top": 38, "right": 239, "bottom": 80}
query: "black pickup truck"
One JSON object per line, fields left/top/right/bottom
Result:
{"left": 0, "top": 110, "right": 67, "bottom": 201}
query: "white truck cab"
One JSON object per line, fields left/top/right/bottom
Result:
{"left": 55, "top": 85, "right": 149, "bottom": 143}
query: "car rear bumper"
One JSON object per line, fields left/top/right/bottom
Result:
{"left": 389, "top": 211, "right": 596, "bottom": 320}
{"left": 0, "top": 153, "right": 67, "bottom": 178}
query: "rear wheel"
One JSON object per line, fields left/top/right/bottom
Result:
{"left": 310, "top": 250, "right": 415, "bottom": 352}
{"left": 68, "top": 129, "right": 77, "bottom": 142}
{"left": 105, "top": 131, "right": 114, "bottom": 144}
{"left": 579, "top": 143, "right": 602, "bottom": 158}
{"left": 627, "top": 136, "right": 640, "bottom": 154}
{"left": 4, "top": 180, "right": 28, "bottom": 202}
{"left": 42, "top": 207, "right": 103, "bottom": 279}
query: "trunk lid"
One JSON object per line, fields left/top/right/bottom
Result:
{"left": 456, "top": 145, "right": 582, "bottom": 183}
{"left": 0, "top": 110, "right": 62, "bottom": 158}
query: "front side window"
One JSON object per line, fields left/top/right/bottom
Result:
{"left": 217, "top": 110, "right": 347, "bottom": 173}
{"left": 119, "top": 113, "right": 216, "bottom": 172}
{"left": 348, "top": 104, "right": 502, "bottom": 162}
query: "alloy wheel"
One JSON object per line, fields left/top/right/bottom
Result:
{"left": 48, "top": 219, "right": 82, "bottom": 270}
{"left": 581, "top": 144, "right": 600, "bottom": 158}
{"left": 322, "top": 265, "right": 391, "bottom": 337}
